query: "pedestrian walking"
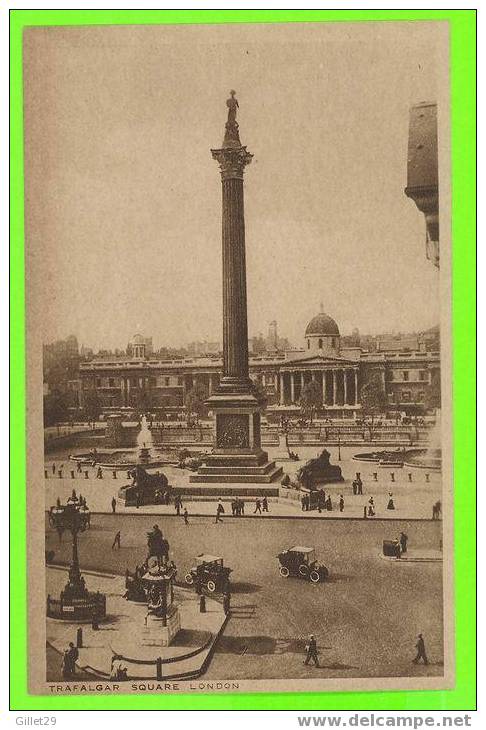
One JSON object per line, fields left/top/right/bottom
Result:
{"left": 183, "top": 508, "right": 189, "bottom": 525}
{"left": 62, "top": 649, "right": 73, "bottom": 679}
{"left": 240, "top": 499, "right": 245, "bottom": 515}
{"left": 339, "top": 494, "right": 344, "bottom": 512}
{"left": 400, "top": 531, "right": 408, "bottom": 554}
{"left": 67, "top": 642, "right": 79, "bottom": 673}
{"left": 111, "top": 497, "right": 116, "bottom": 514}
{"left": 352, "top": 480, "right": 357, "bottom": 496}
{"left": 301, "top": 495, "right": 306, "bottom": 511}
{"left": 387, "top": 492, "right": 395, "bottom": 510}
{"left": 96, "top": 466, "right": 103, "bottom": 479}
{"left": 52, "top": 462, "right": 56, "bottom": 474}
{"left": 326, "top": 495, "right": 332, "bottom": 511}
{"left": 112, "top": 530, "right": 121, "bottom": 550}
{"left": 303, "top": 635, "right": 320, "bottom": 667}
{"left": 254, "top": 498, "right": 262, "bottom": 514}
{"left": 215, "top": 503, "right": 224, "bottom": 523}
{"left": 262, "top": 496, "right": 269, "bottom": 513}
{"left": 231, "top": 499, "right": 237, "bottom": 516}
{"left": 363, "top": 505, "right": 368, "bottom": 519}
{"left": 77, "top": 461, "right": 82, "bottom": 473}
{"left": 412, "top": 634, "right": 428, "bottom": 664}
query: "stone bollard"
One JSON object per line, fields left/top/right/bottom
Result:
{"left": 44, "top": 469, "right": 48, "bottom": 479}
{"left": 199, "top": 594, "right": 206, "bottom": 613}
{"left": 425, "top": 473, "right": 430, "bottom": 483}
{"left": 408, "top": 473, "right": 413, "bottom": 482}
{"left": 373, "top": 472, "right": 378, "bottom": 481}
{"left": 156, "top": 657, "right": 163, "bottom": 680}
{"left": 76, "top": 627, "right": 83, "bottom": 648}
{"left": 71, "top": 470, "right": 75, "bottom": 479}
{"left": 113, "top": 470, "right": 117, "bottom": 479}
{"left": 91, "top": 613, "right": 99, "bottom": 630}
{"left": 58, "top": 471, "right": 63, "bottom": 479}
{"left": 390, "top": 472, "right": 395, "bottom": 482}
{"left": 85, "top": 471, "right": 89, "bottom": 479}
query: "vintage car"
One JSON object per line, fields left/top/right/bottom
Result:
{"left": 184, "top": 554, "right": 232, "bottom": 593}
{"left": 277, "top": 546, "right": 329, "bottom": 583}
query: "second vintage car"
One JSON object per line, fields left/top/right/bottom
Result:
{"left": 184, "top": 554, "right": 232, "bottom": 592}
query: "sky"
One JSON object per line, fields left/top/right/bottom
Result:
{"left": 23, "top": 21, "right": 447, "bottom": 351}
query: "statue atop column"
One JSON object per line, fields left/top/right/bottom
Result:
{"left": 223, "top": 90, "right": 241, "bottom": 148}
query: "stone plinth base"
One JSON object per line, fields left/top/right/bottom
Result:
{"left": 145, "top": 604, "right": 181, "bottom": 646}
{"left": 191, "top": 390, "right": 283, "bottom": 483}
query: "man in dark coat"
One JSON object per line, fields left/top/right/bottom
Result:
{"left": 412, "top": 634, "right": 428, "bottom": 664}
{"left": 400, "top": 532, "right": 408, "bottom": 554}
{"left": 303, "top": 635, "right": 320, "bottom": 667}
{"left": 111, "top": 497, "right": 116, "bottom": 513}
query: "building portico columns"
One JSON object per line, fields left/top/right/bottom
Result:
{"left": 343, "top": 369, "right": 348, "bottom": 405}
{"left": 279, "top": 372, "right": 285, "bottom": 405}
{"left": 332, "top": 370, "right": 337, "bottom": 406}
{"left": 354, "top": 370, "right": 358, "bottom": 405}
{"left": 290, "top": 372, "right": 295, "bottom": 403}
{"left": 322, "top": 370, "right": 326, "bottom": 405}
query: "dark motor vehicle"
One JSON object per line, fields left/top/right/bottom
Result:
{"left": 277, "top": 546, "right": 329, "bottom": 583}
{"left": 184, "top": 554, "right": 232, "bottom": 593}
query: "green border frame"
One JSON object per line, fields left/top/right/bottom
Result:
{"left": 10, "top": 9, "right": 476, "bottom": 711}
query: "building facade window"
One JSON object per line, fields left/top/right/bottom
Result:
{"left": 402, "top": 371, "right": 409, "bottom": 381}
{"left": 108, "top": 378, "right": 115, "bottom": 388}
{"left": 177, "top": 377, "right": 183, "bottom": 386}
{"left": 402, "top": 390, "right": 411, "bottom": 402}
{"left": 318, "top": 338, "right": 323, "bottom": 349}
{"left": 419, "top": 370, "right": 428, "bottom": 381}
{"left": 165, "top": 377, "right": 170, "bottom": 387}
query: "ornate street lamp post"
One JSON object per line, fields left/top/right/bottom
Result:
{"left": 47, "top": 494, "right": 106, "bottom": 621}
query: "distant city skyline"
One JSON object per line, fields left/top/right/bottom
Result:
{"left": 44, "top": 320, "right": 439, "bottom": 355}
{"left": 25, "top": 23, "right": 442, "bottom": 353}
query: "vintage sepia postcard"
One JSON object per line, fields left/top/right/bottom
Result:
{"left": 21, "top": 18, "right": 456, "bottom": 698}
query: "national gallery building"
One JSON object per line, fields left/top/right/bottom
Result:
{"left": 78, "top": 311, "right": 440, "bottom": 417}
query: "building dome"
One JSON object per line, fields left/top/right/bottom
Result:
{"left": 132, "top": 333, "right": 144, "bottom": 344}
{"left": 305, "top": 313, "right": 340, "bottom": 337}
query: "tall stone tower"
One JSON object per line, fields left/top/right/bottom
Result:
{"left": 191, "top": 92, "right": 282, "bottom": 484}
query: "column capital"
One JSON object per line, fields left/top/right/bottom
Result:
{"left": 211, "top": 146, "right": 253, "bottom": 180}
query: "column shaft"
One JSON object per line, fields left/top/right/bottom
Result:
{"left": 290, "top": 372, "right": 295, "bottom": 403}
{"left": 343, "top": 370, "right": 348, "bottom": 405}
{"left": 222, "top": 178, "right": 249, "bottom": 381}
{"left": 332, "top": 370, "right": 337, "bottom": 405}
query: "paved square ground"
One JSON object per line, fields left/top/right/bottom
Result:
{"left": 46, "top": 512, "right": 443, "bottom": 682}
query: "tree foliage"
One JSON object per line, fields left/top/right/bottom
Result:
{"left": 83, "top": 389, "right": 101, "bottom": 423}
{"left": 43, "top": 391, "right": 69, "bottom": 427}
{"left": 360, "top": 375, "right": 388, "bottom": 427}
{"left": 185, "top": 383, "right": 208, "bottom": 424}
{"left": 299, "top": 380, "right": 322, "bottom": 425}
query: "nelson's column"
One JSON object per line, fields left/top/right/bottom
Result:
{"left": 191, "top": 92, "right": 282, "bottom": 484}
